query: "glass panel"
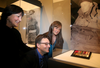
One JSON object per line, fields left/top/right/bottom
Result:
{"left": 71, "top": 0, "right": 100, "bottom": 54}
{"left": 52, "top": 0, "right": 71, "bottom": 57}
{"left": 13, "top": 1, "right": 41, "bottom": 47}
{"left": 25, "top": 8, "right": 40, "bottom": 45}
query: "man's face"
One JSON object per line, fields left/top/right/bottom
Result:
{"left": 37, "top": 38, "right": 50, "bottom": 55}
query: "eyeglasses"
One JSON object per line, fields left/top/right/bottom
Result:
{"left": 39, "top": 43, "right": 50, "bottom": 45}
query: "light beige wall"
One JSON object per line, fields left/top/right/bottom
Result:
{"left": 39, "top": 0, "right": 53, "bottom": 34}
{"left": 53, "top": 0, "right": 71, "bottom": 52}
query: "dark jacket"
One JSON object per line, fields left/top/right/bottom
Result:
{"left": 0, "top": 25, "right": 32, "bottom": 67}
{"left": 19, "top": 49, "right": 48, "bottom": 68}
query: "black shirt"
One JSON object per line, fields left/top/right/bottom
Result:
{"left": 0, "top": 25, "right": 32, "bottom": 67}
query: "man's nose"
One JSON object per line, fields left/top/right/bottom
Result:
{"left": 48, "top": 44, "right": 50, "bottom": 48}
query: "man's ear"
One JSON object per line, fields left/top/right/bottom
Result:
{"left": 37, "top": 43, "right": 40, "bottom": 48}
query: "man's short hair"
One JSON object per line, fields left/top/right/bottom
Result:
{"left": 35, "top": 34, "right": 50, "bottom": 48}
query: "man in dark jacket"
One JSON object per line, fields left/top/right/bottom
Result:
{"left": 20, "top": 34, "right": 50, "bottom": 68}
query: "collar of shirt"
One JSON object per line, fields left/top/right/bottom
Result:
{"left": 36, "top": 48, "right": 44, "bottom": 64}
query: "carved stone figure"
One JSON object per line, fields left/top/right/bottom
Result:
{"left": 26, "top": 10, "right": 39, "bottom": 45}
{"left": 71, "top": 0, "right": 100, "bottom": 53}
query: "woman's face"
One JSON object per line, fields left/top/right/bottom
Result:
{"left": 53, "top": 26, "right": 61, "bottom": 36}
{"left": 7, "top": 12, "right": 23, "bottom": 28}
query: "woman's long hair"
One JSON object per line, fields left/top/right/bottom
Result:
{"left": 48, "top": 21, "right": 64, "bottom": 49}
{"left": 0, "top": 5, "right": 24, "bottom": 25}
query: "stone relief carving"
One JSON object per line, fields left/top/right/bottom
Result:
{"left": 71, "top": 0, "right": 100, "bottom": 53}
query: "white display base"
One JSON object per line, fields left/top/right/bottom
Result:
{"left": 26, "top": 44, "right": 35, "bottom": 48}
{"left": 53, "top": 50, "right": 100, "bottom": 68}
